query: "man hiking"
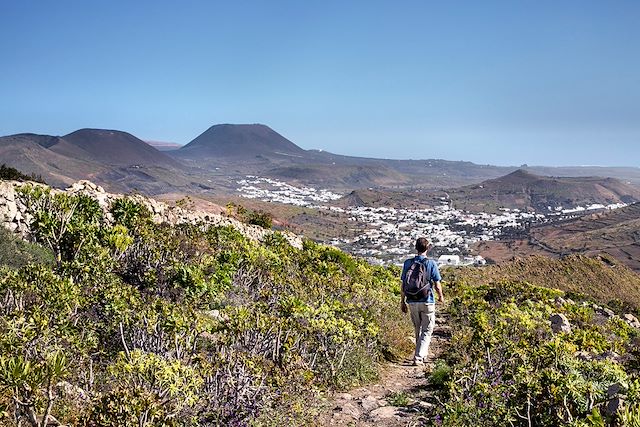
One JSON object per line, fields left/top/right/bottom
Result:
{"left": 400, "top": 237, "right": 445, "bottom": 366}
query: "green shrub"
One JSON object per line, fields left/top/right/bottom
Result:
{"left": 0, "top": 227, "right": 54, "bottom": 268}
{"left": 0, "top": 185, "right": 408, "bottom": 425}
{"left": 387, "top": 391, "right": 410, "bottom": 407}
{"left": 110, "top": 197, "right": 151, "bottom": 228}
{"left": 430, "top": 360, "right": 452, "bottom": 387}
{"left": 433, "top": 278, "right": 639, "bottom": 427}
{"left": 247, "top": 209, "right": 273, "bottom": 229}
{"left": 0, "top": 164, "right": 44, "bottom": 183}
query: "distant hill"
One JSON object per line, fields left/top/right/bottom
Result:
{"left": 62, "top": 129, "right": 182, "bottom": 168}
{"left": 4, "top": 124, "right": 640, "bottom": 197}
{"left": 448, "top": 169, "right": 640, "bottom": 213}
{"left": 171, "top": 124, "right": 520, "bottom": 189}
{"left": 176, "top": 124, "right": 307, "bottom": 159}
{"left": 0, "top": 130, "right": 198, "bottom": 194}
{"left": 0, "top": 133, "right": 111, "bottom": 188}
{"left": 145, "top": 140, "right": 183, "bottom": 151}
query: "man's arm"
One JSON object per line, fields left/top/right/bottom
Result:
{"left": 400, "top": 262, "right": 408, "bottom": 313}
{"left": 434, "top": 280, "right": 445, "bottom": 304}
{"left": 430, "top": 261, "right": 444, "bottom": 304}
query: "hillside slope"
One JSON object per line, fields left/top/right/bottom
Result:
{"left": 61, "top": 128, "right": 182, "bottom": 168}
{"left": 450, "top": 253, "right": 640, "bottom": 310}
{"left": 0, "top": 131, "right": 205, "bottom": 194}
{"left": 0, "top": 134, "right": 112, "bottom": 188}
{"left": 449, "top": 169, "right": 640, "bottom": 212}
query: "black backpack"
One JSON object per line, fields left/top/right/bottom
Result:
{"left": 403, "top": 258, "right": 431, "bottom": 301}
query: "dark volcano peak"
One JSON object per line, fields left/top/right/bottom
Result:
{"left": 178, "top": 124, "right": 306, "bottom": 158}
{"left": 62, "top": 128, "right": 181, "bottom": 168}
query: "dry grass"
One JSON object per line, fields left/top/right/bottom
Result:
{"left": 448, "top": 254, "right": 640, "bottom": 312}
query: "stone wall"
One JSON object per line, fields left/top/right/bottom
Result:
{"left": 0, "top": 179, "right": 303, "bottom": 249}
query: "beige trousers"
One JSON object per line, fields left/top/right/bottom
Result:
{"left": 408, "top": 302, "right": 435, "bottom": 360}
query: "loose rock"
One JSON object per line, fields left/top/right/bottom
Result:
{"left": 334, "top": 393, "right": 353, "bottom": 401}
{"left": 623, "top": 314, "right": 640, "bottom": 328}
{"left": 339, "top": 402, "right": 362, "bottom": 419}
{"left": 0, "top": 179, "right": 304, "bottom": 250}
{"left": 369, "top": 406, "right": 399, "bottom": 421}
{"left": 361, "top": 395, "right": 380, "bottom": 412}
{"left": 550, "top": 313, "right": 572, "bottom": 333}
{"left": 605, "top": 397, "right": 625, "bottom": 417}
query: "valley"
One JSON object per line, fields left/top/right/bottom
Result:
{"left": 477, "top": 202, "right": 640, "bottom": 272}
{"left": 231, "top": 175, "right": 633, "bottom": 266}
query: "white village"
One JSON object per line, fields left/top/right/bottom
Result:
{"left": 236, "top": 176, "right": 628, "bottom": 266}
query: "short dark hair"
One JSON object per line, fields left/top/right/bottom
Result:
{"left": 415, "top": 237, "right": 430, "bottom": 254}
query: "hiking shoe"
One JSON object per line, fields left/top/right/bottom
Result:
{"left": 412, "top": 358, "right": 424, "bottom": 366}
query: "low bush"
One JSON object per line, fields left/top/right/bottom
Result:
{"left": 0, "top": 186, "right": 409, "bottom": 426}
{"left": 429, "top": 279, "right": 640, "bottom": 427}
{"left": 0, "top": 226, "right": 54, "bottom": 268}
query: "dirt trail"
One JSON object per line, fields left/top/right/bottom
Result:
{"left": 322, "top": 310, "right": 452, "bottom": 426}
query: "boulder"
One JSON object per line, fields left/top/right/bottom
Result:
{"left": 605, "top": 397, "right": 625, "bottom": 417}
{"left": 5, "top": 200, "right": 17, "bottom": 222}
{"left": 69, "top": 182, "right": 85, "bottom": 192}
{"left": 607, "top": 382, "right": 624, "bottom": 399}
{"left": 361, "top": 395, "right": 380, "bottom": 412}
{"left": 550, "top": 313, "right": 572, "bottom": 334}
{"left": 623, "top": 314, "right": 640, "bottom": 328}
{"left": 339, "top": 402, "right": 361, "bottom": 419}
{"left": 333, "top": 393, "right": 353, "bottom": 401}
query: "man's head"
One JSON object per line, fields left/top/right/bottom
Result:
{"left": 415, "top": 237, "right": 430, "bottom": 254}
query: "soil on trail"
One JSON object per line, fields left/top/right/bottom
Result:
{"left": 322, "top": 310, "right": 452, "bottom": 426}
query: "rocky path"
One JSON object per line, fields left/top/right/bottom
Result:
{"left": 322, "top": 310, "right": 452, "bottom": 426}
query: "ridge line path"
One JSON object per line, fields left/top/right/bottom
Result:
{"left": 322, "top": 308, "right": 452, "bottom": 426}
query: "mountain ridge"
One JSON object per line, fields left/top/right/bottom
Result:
{"left": 3, "top": 124, "right": 640, "bottom": 195}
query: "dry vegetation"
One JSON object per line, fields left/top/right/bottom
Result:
{"left": 447, "top": 254, "right": 640, "bottom": 312}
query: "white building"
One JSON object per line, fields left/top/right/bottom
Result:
{"left": 438, "top": 255, "right": 460, "bottom": 266}
{"left": 474, "top": 255, "right": 487, "bottom": 265}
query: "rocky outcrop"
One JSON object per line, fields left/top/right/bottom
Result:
{"left": 0, "top": 179, "right": 302, "bottom": 249}
{"left": 623, "top": 313, "right": 640, "bottom": 328}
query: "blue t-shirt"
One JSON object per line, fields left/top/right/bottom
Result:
{"left": 401, "top": 255, "right": 441, "bottom": 304}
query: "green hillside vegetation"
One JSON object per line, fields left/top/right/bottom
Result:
{"left": 4, "top": 182, "right": 640, "bottom": 426}
{"left": 425, "top": 278, "right": 640, "bottom": 426}
{"left": 0, "top": 184, "right": 410, "bottom": 426}
{"left": 0, "top": 226, "right": 54, "bottom": 268}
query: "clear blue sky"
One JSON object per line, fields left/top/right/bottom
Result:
{"left": 1, "top": 1, "right": 638, "bottom": 167}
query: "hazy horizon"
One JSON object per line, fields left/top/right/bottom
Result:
{"left": 1, "top": 1, "right": 639, "bottom": 167}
